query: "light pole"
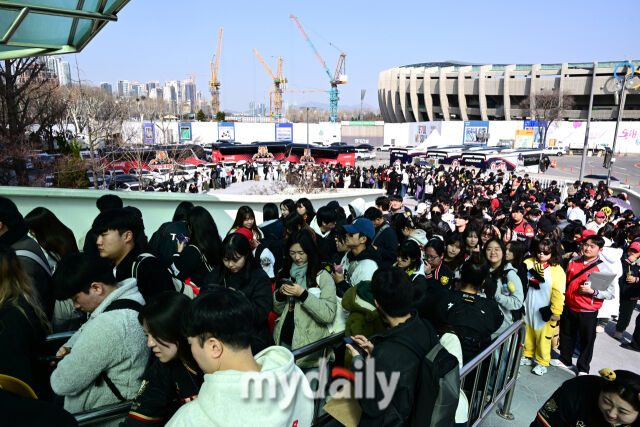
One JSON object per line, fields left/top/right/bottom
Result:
{"left": 578, "top": 62, "right": 597, "bottom": 183}
{"left": 607, "top": 62, "right": 635, "bottom": 187}
{"left": 306, "top": 107, "right": 309, "bottom": 150}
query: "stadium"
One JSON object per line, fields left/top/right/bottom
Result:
{"left": 378, "top": 61, "right": 640, "bottom": 123}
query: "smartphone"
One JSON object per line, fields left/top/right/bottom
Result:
{"left": 176, "top": 233, "right": 189, "bottom": 244}
{"left": 39, "top": 355, "right": 62, "bottom": 362}
{"left": 344, "top": 337, "right": 368, "bottom": 357}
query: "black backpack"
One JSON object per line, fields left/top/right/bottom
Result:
{"left": 390, "top": 334, "right": 460, "bottom": 427}
{"left": 97, "top": 299, "right": 144, "bottom": 402}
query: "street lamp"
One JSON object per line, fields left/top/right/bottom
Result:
{"left": 607, "top": 62, "right": 635, "bottom": 186}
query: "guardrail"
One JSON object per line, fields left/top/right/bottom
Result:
{"left": 72, "top": 323, "right": 526, "bottom": 426}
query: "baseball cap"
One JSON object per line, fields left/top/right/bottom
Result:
{"left": 577, "top": 229, "right": 597, "bottom": 242}
{"left": 234, "top": 227, "right": 255, "bottom": 244}
{"left": 595, "top": 211, "right": 606, "bottom": 218}
{"left": 343, "top": 218, "right": 375, "bottom": 240}
{"left": 415, "top": 203, "right": 428, "bottom": 214}
{"left": 629, "top": 241, "right": 640, "bottom": 252}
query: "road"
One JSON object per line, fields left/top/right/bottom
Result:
{"left": 541, "top": 152, "right": 640, "bottom": 190}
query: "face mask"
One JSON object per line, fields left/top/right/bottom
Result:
{"left": 431, "top": 212, "right": 442, "bottom": 223}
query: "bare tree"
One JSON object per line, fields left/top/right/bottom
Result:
{"left": 0, "top": 57, "right": 67, "bottom": 184}
{"left": 520, "top": 90, "right": 574, "bottom": 147}
{"left": 65, "top": 85, "right": 127, "bottom": 187}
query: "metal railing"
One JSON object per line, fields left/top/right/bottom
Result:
{"left": 460, "top": 320, "right": 526, "bottom": 426}
{"left": 70, "top": 323, "right": 526, "bottom": 426}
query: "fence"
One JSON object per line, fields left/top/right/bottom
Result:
{"left": 64, "top": 321, "right": 526, "bottom": 426}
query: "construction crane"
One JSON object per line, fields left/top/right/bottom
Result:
{"left": 290, "top": 14, "right": 346, "bottom": 123}
{"left": 209, "top": 27, "right": 223, "bottom": 117}
{"left": 253, "top": 49, "right": 287, "bottom": 122}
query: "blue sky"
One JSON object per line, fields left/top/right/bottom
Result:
{"left": 73, "top": 0, "right": 636, "bottom": 113}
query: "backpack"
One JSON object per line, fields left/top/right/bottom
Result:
{"left": 132, "top": 253, "right": 200, "bottom": 299}
{"left": 390, "top": 334, "right": 460, "bottom": 427}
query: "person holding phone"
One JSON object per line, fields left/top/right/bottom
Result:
{"left": 172, "top": 207, "right": 222, "bottom": 287}
{"left": 344, "top": 267, "right": 440, "bottom": 426}
{"left": 273, "top": 230, "right": 336, "bottom": 369}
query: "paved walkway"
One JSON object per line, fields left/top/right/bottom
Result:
{"left": 483, "top": 307, "right": 640, "bottom": 426}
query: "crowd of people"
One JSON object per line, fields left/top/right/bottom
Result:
{"left": 1, "top": 162, "right": 640, "bottom": 427}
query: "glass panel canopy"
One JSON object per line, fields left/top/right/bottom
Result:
{"left": 0, "top": 0, "right": 130, "bottom": 60}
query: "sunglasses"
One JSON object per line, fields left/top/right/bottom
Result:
{"left": 538, "top": 250, "right": 551, "bottom": 255}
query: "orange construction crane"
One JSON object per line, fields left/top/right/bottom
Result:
{"left": 253, "top": 48, "right": 287, "bottom": 122}
{"left": 209, "top": 27, "right": 223, "bottom": 117}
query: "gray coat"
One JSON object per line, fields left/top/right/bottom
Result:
{"left": 50, "top": 278, "right": 148, "bottom": 418}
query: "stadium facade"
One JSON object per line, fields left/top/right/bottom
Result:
{"left": 378, "top": 61, "right": 640, "bottom": 123}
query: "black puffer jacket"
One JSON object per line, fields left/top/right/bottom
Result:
{"left": 354, "top": 313, "right": 439, "bottom": 426}
{"left": 203, "top": 265, "right": 274, "bottom": 353}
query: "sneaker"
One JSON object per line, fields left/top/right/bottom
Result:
{"left": 520, "top": 357, "right": 533, "bottom": 366}
{"left": 578, "top": 372, "right": 589, "bottom": 376}
{"left": 596, "top": 325, "right": 605, "bottom": 333}
{"left": 532, "top": 365, "right": 547, "bottom": 376}
{"left": 613, "top": 331, "right": 623, "bottom": 340}
{"left": 549, "top": 359, "right": 567, "bottom": 367}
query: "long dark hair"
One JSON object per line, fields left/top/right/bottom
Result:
{"left": 24, "top": 207, "right": 78, "bottom": 262}
{"left": 220, "top": 233, "right": 258, "bottom": 281}
{"left": 278, "top": 229, "right": 323, "bottom": 288}
{"left": 186, "top": 206, "right": 222, "bottom": 268}
{"left": 138, "top": 291, "right": 195, "bottom": 366}
{"left": 296, "top": 198, "right": 315, "bottom": 223}
{"left": 443, "top": 233, "right": 465, "bottom": 271}
{"left": 280, "top": 199, "right": 296, "bottom": 218}
{"left": 230, "top": 206, "right": 262, "bottom": 238}
{"left": 505, "top": 241, "right": 525, "bottom": 266}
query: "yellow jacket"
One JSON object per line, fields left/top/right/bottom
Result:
{"left": 524, "top": 258, "right": 566, "bottom": 316}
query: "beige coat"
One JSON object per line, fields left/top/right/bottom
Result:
{"left": 273, "top": 269, "right": 337, "bottom": 368}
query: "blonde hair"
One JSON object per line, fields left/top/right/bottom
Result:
{"left": 0, "top": 246, "right": 51, "bottom": 332}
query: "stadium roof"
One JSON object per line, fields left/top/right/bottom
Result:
{"left": 0, "top": 0, "right": 130, "bottom": 60}
{"left": 401, "top": 60, "right": 640, "bottom": 72}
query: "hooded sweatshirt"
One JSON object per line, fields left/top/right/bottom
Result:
{"left": 166, "top": 346, "right": 313, "bottom": 427}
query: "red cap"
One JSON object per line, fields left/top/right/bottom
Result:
{"left": 234, "top": 227, "right": 255, "bottom": 244}
{"left": 577, "top": 229, "right": 597, "bottom": 242}
{"left": 595, "top": 211, "right": 606, "bottom": 218}
{"left": 630, "top": 241, "right": 640, "bottom": 252}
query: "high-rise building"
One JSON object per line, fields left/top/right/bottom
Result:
{"left": 149, "top": 87, "right": 163, "bottom": 99}
{"left": 117, "top": 80, "right": 129, "bottom": 97}
{"left": 164, "top": 80, "right": 180, "bottom": 114}
{"left": 146, "top": 80, "right": 159, "bottom": 93}
{"left": 100, "top": 82, "right": 113, "bottom": 94}
{"left": 59, "top": 61, "right": 71, "bottom": 86}
{"left": 130, "top": 82, "right": 145, "bottom": 98}
{"left": 181, "top": 79, "right": 196, "bottom": 113}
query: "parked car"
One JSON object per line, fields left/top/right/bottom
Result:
{"left": 176, "top": 163, "right": 197, "bottom": 180}
{"left": 377, "top": 144, "right": 393, "bottom": 152}
{"left": 543, "top": 146, "right": 568, "bottom": 156}
{"left": 108, "top": 174, "right": 138, "bottom": 190}
{"left": 115, "top": 181, "right": 141, "bottom": 192}
{"left": 129, "top": 168, "right": 154, "bottom": 185}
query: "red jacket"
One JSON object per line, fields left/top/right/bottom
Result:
{"left": 565, "top": 257, "right": 605, "bottom": 312}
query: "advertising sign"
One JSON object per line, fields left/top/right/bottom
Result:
{"left": 252, "top": 146, "right": 275, "bottom": 162}
{"left": 275, "top": 122, "right": 293, "bottom": 142}
{"left": 463, "top": 121, "right": 489, "bottom": 144}
{"left": 515, "top": 129, "right": 535, "bottom": 148}
{"left": 178, "top": 122, "right": 192, "bottom": 142}
{"left": 218, "top": 122, "right": 235, "bottom": 141}
{"left": 523, "top": 120, "right": 546, "bottom": 146}
{"left": 142, "top": 123, "right": 155, "bottom": 144}
{"left": 411, "top": 122, "right": 442, "bottom": 145}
